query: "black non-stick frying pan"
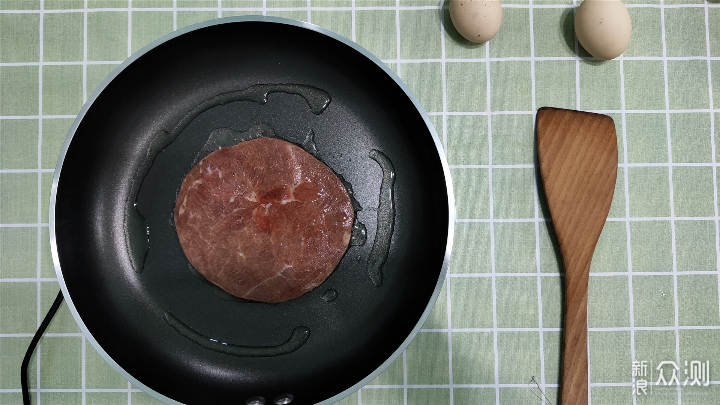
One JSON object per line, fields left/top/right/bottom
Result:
{"left": 51, "top": 17, "right": 454, "bottom": 405}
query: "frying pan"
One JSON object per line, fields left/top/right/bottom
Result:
{"left": 50, "top": 16, "right": 454, "bottom": 405}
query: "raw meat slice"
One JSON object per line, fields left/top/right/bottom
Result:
{"left": 174, "top": 137, "right": 354, "bottom": 303}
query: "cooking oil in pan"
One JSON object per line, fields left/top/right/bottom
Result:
{"left": 321, "top": 288, "right": 338, "bottom": 302}
{"left": 349, "top": 220, "right": 367, "bottom": 247}
{"left": 130, "top": 84, "right": 396, "bottom": 297}
{"left": 164, "top": 312, "right": 310, "bottom": 357}
{"left": 127, "top": 84, "right": 401, "bottom": 367}
{"left": 367, "top": 149, "right": 395, "bottom": 287}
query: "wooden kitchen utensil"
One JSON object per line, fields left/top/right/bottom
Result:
{"left": 536, "top": 107, "right": 618, "bottom": 405}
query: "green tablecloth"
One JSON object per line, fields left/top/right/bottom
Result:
{"left": 1, "top": 0, "right": 719, "bottom": 404}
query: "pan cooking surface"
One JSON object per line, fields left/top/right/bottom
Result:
{"left": 52, "top": 17, "right": 453, "bottom": 405}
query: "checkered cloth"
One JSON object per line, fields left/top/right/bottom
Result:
{"left": 1, "top": 1, "right": 719, "bottom": 404}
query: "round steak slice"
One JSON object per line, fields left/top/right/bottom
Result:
{"left": 174, "top": 137, "right": 354, "bottom": 303}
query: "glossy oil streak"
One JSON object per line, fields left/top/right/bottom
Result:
{"left": 164, "top": 312, "right": 310, "bottom": 357}
{"left": 367, "top": 149, "right": 395, "bottom": 287}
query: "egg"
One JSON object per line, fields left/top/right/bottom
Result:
{"left": 574, "top": 0, "right": 632, "bottom": 60}
{"left": 449, "top": 0, "right": 503, "bottom": 44}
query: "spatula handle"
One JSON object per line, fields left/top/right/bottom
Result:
{"left": 561, "top": 260, "right": 590, "bottom": 405}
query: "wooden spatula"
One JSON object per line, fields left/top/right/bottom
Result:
{"left": 536, "top": 107, "right": 618, "bottom": 405}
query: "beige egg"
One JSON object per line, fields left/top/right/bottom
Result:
{"left": 449, "top": 0, "right": 503, "bottom": 44}
{"left": 575, "top": 0, "right": 632, "bottom": 60}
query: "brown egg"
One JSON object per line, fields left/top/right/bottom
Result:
{"left": 449, "top": 0, "right": 503, "bottom": 44}
{"left": 575, "top": 0, "right": 632, "bottom": 60}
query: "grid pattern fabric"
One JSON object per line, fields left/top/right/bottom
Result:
{"left": 1, "top": 0, "right": 720, "bottom": 404}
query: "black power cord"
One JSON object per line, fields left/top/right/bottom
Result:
{"left": 21, "top": 290, "right": 64, "bottom": 405}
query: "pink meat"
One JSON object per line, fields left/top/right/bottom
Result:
{"left": 174, "top": 137, "right": 354, "bottom": 303}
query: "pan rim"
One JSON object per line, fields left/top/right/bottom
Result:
{"left": 49, "top": 15, "right": 455, "bottom": 405}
